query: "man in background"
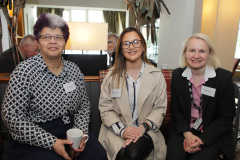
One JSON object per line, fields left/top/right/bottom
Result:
{"left": 107, "top": 33, "right": 118, "bottom": 67}
{"left": 0, "top": 35, "right": 38, "bottom": 73}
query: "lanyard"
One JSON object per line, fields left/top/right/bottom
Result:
{"left": 188, "top": 81, "right": 203, "bottom": 113}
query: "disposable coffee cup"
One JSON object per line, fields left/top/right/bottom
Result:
{"left": 67, "top": 128, "right": 89, "bottom": 149}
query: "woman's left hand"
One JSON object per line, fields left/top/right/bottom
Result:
{"left": 132, "top": 125, "right": 145, "bottom": 143}
{"left": 74, "top": 136, "right": 87, "bottom": 157}
{"left": 123, "top": 138, "right": 133, "bottom": 148}
{"left": 123, "top": 126, "right": 144, "bottom": 147}
{"left": 183, "top": 131, "right": 203, "bottom": 154}
{"left": 123, "top": 127, "right": 142, "bottom": 139}
{"left": 183, "top": 139, "right": 201, "bottom": 154}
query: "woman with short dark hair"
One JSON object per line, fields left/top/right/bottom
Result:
{"left": 1, "top": 13, "right": 107, "bottom": 160}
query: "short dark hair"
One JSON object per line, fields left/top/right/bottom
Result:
{"left": 33, "top": 13, "right": 69, "bottom": 42}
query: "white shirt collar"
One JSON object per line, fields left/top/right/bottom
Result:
{"left": 182, "top": 66, "right": 216, "bottom": 82}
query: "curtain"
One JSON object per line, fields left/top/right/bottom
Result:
{"left": 119, "top": 12, "right": 126, "bottom": 30}
{"left": 103, "top": 11, "right": 119, "bottom": 34}
{"left": 37, "top": 8, "right": 64, "bottom": 18}
{"left": 37, "top": 7, "right": 52, "bottom": 18}
{"left": 103, "top": 11, "right": 126, "bottom": 34}
{"left": 54, "top": 8, "right": 64, "bottom": 17}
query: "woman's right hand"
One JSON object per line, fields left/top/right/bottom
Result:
{"left": 53, "top": 139, "right": 73, "bottom": 160}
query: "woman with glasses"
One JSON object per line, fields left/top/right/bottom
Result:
{"left": 98, "top": 27, "right": 167, "bottom": 160}
{"left": 1, "top": 13, "right": 107, "bottom": 160}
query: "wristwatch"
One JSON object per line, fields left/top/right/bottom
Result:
{"left": 142, "top": 123, "right": 150, "bottom": 132}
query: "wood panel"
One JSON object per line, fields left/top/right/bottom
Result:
{"left": 0, "top": 73, "right": 100, "bottom": 83}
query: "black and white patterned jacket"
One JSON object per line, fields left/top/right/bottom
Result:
{"left": 1, "top": 53, "right": 91, "bottom": 150}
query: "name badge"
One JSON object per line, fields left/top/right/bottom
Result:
{"left": 193, "top": 117, "right": 203, "bottom": 131}
{"left": 63, "top": 82, "right": 76, "bottom": 93}
{"left": 111, "top": 89, "right": 121, "bottom": 98}
{"left": 201, "top": 86, "right": 216, "bottom": 97}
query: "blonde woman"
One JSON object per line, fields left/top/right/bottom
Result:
{"left": 166, "top": 33, "right": 235, "bottom": 160}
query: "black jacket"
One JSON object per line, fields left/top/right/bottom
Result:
{"left": 0, "top": 46, "right": 23, "bottom": 73}
{"left": 170, "top": 67, "right": 235, "bottom": 159}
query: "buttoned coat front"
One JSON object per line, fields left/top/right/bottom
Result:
{"left": 98, "top": 63, "right": 167, "bottom": 160}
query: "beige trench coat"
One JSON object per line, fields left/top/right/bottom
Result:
{"left": 98, "top": 63, "right": 167, "bottom": 160}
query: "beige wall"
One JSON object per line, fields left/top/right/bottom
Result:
{"left": 158, "top": 0, "right": 240, "bottom": 71}
{"left": 201, "top": 0, "right": 240, "bottom": 71}
{"left": 157, "top": 0, "right": 203, "bottom": 69}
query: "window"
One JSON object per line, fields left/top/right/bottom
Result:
{"left": 71, "top": 10, "right": 86, "bottom": 22}
{"left": 140, "top": 19, "right": 160, "bottom": 64}
{"left": 88, "top": 10, "right": 103, "bottom": 23}
{"left": 62, "top": 10, "right": 70, "bottom": 22}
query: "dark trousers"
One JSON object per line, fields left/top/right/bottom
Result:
{"left": 116, "top": 132, "right": 154, "bottom": 160}
{"left": 166, "top": 128, "right": 221, "bottom": 160}
{"left": 8, "top": 116, "right": 107, "bottom": 160}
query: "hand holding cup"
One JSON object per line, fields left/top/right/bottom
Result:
{"left": 66, "top": 128, "right": 89, "bottom": 150}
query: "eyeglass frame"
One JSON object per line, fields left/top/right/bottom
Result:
{"left": 121, "top": 39, "right": 143, "bottom": 49}
{"left": 39, "top": 34, "right": 64, "bottom": 41}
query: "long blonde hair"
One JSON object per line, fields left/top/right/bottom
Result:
{"left": 179, "top": 33, "right": 220, "bottom": 69}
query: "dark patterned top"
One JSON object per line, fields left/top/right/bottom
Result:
{"left": 1, "top": 53, "right": 91, "bottom": 150}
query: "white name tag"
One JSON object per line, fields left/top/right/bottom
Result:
{"left": 63, "top": 82, "right": 76, "bottom": 93}
{"left": 201, "top": 86, "right": 216, "bottom": 97}
{"left": 193, "top": 117, "right": 203, "bottom": 130}
{"left": 111, "top": 89, "right": 121, "bottom": 98}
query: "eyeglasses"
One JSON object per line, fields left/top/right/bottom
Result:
{"left": 121, "top": 39, "right": 142, "bottom": 49}
{"left": 39, "top": 35, "right": 64, "bottom": 41}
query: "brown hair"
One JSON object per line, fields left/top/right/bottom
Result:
{"left": 109, "top": 27, "right": 151, "bottom": 88}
